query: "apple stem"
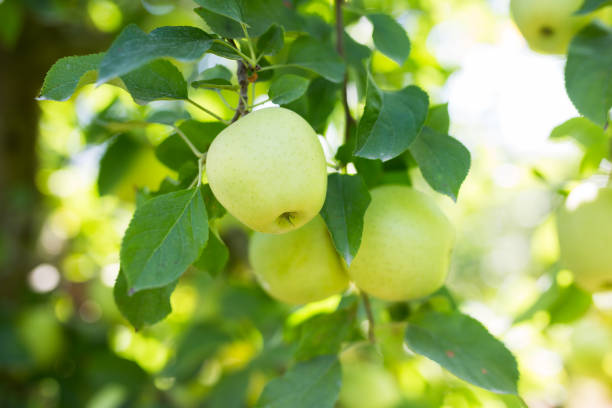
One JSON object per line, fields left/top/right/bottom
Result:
{"left": 335, "top": 0, "right": 356, "bottom": 145}
{"left": 360, "top": 291, "right": 377, "bottom": 343}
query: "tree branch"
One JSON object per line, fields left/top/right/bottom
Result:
{"left": 335, "top": 0, "right": 356, "bottom": 143}
{"left": 230, "top": 37, "right": 251, "bottom": 123}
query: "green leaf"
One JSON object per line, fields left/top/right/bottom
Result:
{"left": 409, "top": 126, "right": 471, "bottom": 201}
{"left": 192, "top": 64, "right": 234, "bottom": 88}
{"left": 195, "top": 7, "right": 244, "bottom": 38}
{"left": 355, "top": 79, "right": 429, "bottom": 161}
{"left": 288, "top": 36, "right": 345, "bottom": 83}
{"left": 38, "top": 53, "right": 104, "bottom": 101}
{"left": 294, "top": 304, "right": 357, "bottom": 361}
{"left": 256, "top": 355, "right": 342, "bottom": 408}
{"left": 550, "top": 117, "right": 609, "bottom": 173}
{"left": 367, "top": 13, "right": 411, "bottom": 65}
{"left": 120, "top": 187, "right": 208, "bottom": 292}
{"left": 146, "top": 108, "right": 191, "bottom": 126}
{"left": 283, "top": 78, "right": 341, "bottom": 134}
{"left": 97, "top": 25, "right": 214, "bottom": 84}
{"left": 425, "top": 104, "right": 450, "bottom": 134}
{"left": 320, "top": 174, "right": 371, "bottom": 265}
{"left": 121, "top": 59, "right": 188, "bottom": 104}
{"left": 576, "top": 0, "right": 612, "bottom": 14}
{"left": 194, "top": 0, "right": 302, "bottom": 38}
{"left": 202, "top": 184, "right": 227, "bottom": 220}
{"left": 155, "top": 120, "right": 225, "bottom": 171}
{"left": 162, "top": 322, "right": 231, "bottom": 381}
{"left": 565, "top": 22, "right": 612, "bottom": 126}
{"left": 268, "top": 74, "right": 310, "bottom": 105}
{"left": 405, "top": 310, "right": 519, "bottom": 395}
{"left": 113, "top": 269, "right": 177, "bottom": 331}
{"left": 193, "top": 0, "right": 245, "bottom": 23}
{"left": 98, "top": 134, "right": 142, "bottom": 196}
{"left": 192, "top": 229, "right": 229, "bottom": 277}
{"left": 258, "top": 24, "right": 284, "bottom": 56}
{"left": 514, "top": 277, "right": 592, "bottom": 325}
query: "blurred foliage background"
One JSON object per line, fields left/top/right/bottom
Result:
{"left": 1, "top": 0, "right": 612, "bottom": 407}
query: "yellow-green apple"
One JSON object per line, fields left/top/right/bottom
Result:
{"left": 348, "top": 185, "right": 454, "bottom": 301}
{"left": 206, "top": 107, "right": 327, "bottom": 233}
{"left": 556, "top": 185, "right": 612, "bottom": 292}
{"left": 510, "top": 0, "right": 592, "bottom": 54}
{"left": 248, "top": 215, "right": 348, "bottom": 304}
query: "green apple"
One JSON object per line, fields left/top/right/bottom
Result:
{"left": 556, "top": 185, "right": 612, "bottom": 292}
{"left": 248, "top": 215, "right": 348, "bottom": 304}
{"left": 339, "top": 361, "right": 400, "bottom": 408}
{"left": 206, "top": 107, "right": 327, "bottom": 233}
{"left": 510, "top": 0, "right": 592, "bottom": 54}
{"left": 348, "top": 185, "right": 454, "bottom": 301}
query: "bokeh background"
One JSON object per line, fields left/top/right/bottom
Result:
{"left": 1, "top": 0, "right": 612, "bottom": 407}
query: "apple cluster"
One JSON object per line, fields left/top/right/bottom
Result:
{"left": 206, "top": 107, "right": 455, "bottom": 304}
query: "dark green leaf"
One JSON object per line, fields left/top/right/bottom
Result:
{"left": 120, "top": 188, "right": 208, "bottom": 292}
{"left": 320, "top": 174, "right": 371, "bottom": 265}
{"left": 194, "top": 0, "right": 244, "bottom": 22}
{"left": 425, "top": 104, "right": 450, "bottom": 134}
{"left": 208, "top": 38, "right": 244, "bottom": 59}
{"left": 121, "top": 59, "right": 188, "bottom": 104}
{"left": 283, "top": 78, "right": 341, "bottom": 134}
{"left": 98, "top": 25, "right": 214, "bottom": 84}
{"left": 194, "top": 0, "right": 302, "bottom": 38}
{"left": 565, "top": 22, "right": 612, "bottom": 126}
{"left": 98, "top": 134, "right": 141, "bottom": 196}
{"left": 163, "top": 322, "right": 231, "bottom": 381}
{"left": 202, "top": 184, "right": 227, "bottom": 220}
{"left": 288, "top": 36, "right": 345, "bottom": 83}
{"left": 256, "top": 355, "right": 342, "bottom": 408}
{"left": 355, "top": 79, "right": 429, "bottom": 161}
{"left": 576, "top": 0, "right": 612, "bottom": 14}
{"left": 194, "top": 7, "right": 245, "bottom": 38}
{"left": 295, "top": 306, "right": 357, "bottom": 361}
{"left": 269, "top": 74, "right": 310, "bottom": 104}
{"left": 409, "top": 126, "right": 471, "bottom": 201}
{"left": 192, "top": 229, "right": 229, "bottom": 277}
{"left": 550, "top": 117, "right": 609, "bottom": 173}
{"left": 367, "top": 13, "right": 410, "bottom": 65}
{"left": 258, "top": 24, "right": 284, "bottom": 56}
{"left": 113, "top": 269, "right": 177, "bottom": 331}
{"left": 155, "top": 120, "right": 225, "bottom": 170}
{"left": 405, "top": 310, "right": 519, "bottom": 395}
{"left": 38, "top": 53, "right": 104, "bottom": 101}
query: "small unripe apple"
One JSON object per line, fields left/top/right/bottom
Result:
{"left": 510, "top": 0, "right": 592, "bottom": 54}
{"left": 206, "top": 107, "right": 327, "bottom": 233}
{"left": 556, "top": 185, "right": 612, "bottom": 292}
{"left": 348, "top": 185, "right": 454, "bottom": 301}
{"left": 248, "top": 215, "right": 348, "bottom": 304}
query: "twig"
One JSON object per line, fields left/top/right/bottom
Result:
{"left": 185, "top": 98, "right": 229, "bottom": 124}
{"left": 360, "top": 291, "right": 376, "bottom": 343}
{"left": 214, "top": 90, "right": 238, "bottom": 111}
{"left": 335, "top": 0, "right": 356, "bottom": 143}
{"left": 173, "top": 126, "right": 203, "bottom": 158}
{"left": 231, "top": 59, "right": 250, "bottom": 123}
